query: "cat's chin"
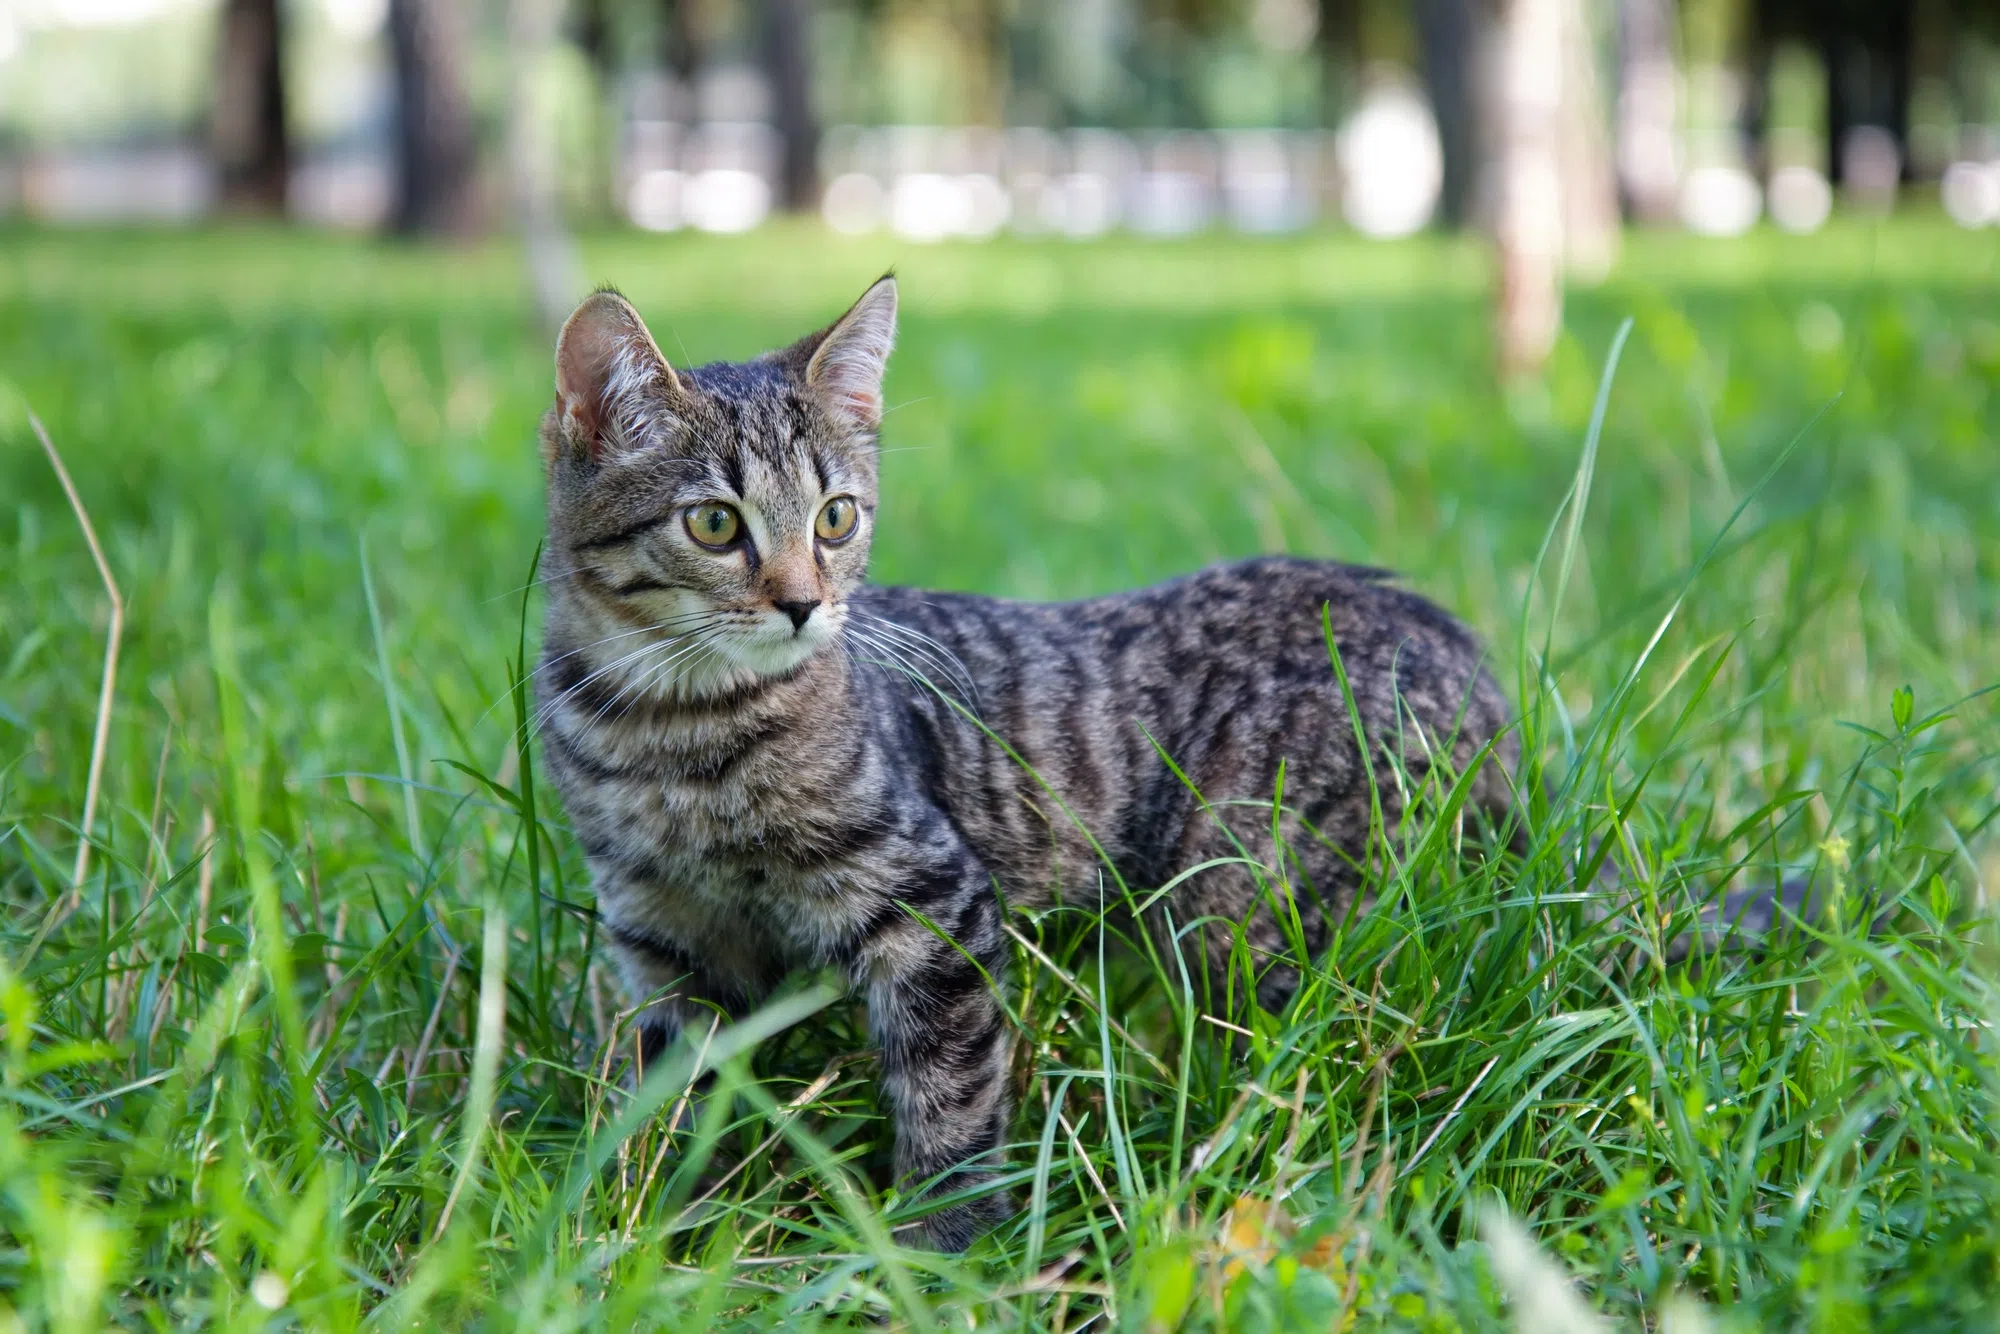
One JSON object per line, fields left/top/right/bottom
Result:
{"left": 671, "top": 621, "right": 838, "bottom": 696}
{"left": 726, "top": 633, "right": 830, "bottom": 679}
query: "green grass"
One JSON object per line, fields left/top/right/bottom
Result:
{"left": 1, "top": 216, "right": 1999, "bottom": 1331}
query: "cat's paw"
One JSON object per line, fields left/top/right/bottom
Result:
{"left": 901, "top": 1184, "right": 1013, "bottom": 1252}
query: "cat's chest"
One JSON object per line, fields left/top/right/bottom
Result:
{"left": 601, "top": 814, "right": 885, "bottom": 972}
{"left": 547, "top": 708, "right": 886, "bottom": 960}
{"left": 548, "top": 688, "right": 833, "bottom": 821}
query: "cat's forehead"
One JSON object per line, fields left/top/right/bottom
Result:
{"left": 668, "top": 359, "right": 870, "bottom": 489}
{"left": 680, "top": 355, "right": 794, "bottom": 401}
{"left": 677, "top": 359, "right": 816, "bottom": 452}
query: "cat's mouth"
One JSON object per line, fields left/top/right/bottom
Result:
{"left": 711, "top": 602, "right": 843, "bottom": 678}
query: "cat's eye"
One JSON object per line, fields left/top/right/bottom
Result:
{"left": 815, "top": 496, "right": 859, "bottom": 543}
{"left": 685, "top": 502, "right": 742, "bottom": 548}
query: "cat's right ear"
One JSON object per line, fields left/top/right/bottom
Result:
{"left": 805, "top": 275, "right": 897, "bottom": 432}
{"left": 551, "top": 290, "right": 680, "bottom": 465}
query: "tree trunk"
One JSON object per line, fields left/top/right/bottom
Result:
{"left": 762, "top": 0, "right": 818, "bottom": 211}
{"left": 1818, "top": 1, "right": 1914, "bottom": 186}
{"left": 576, "top": 0, "right": 610, "bottom": 70}
{"left": 1490, "top": 0, "right": 1620, "bottom": 375}
{"left": 1616, "top": 0, "right": 1681, "bottom": 221}
{"left": 389, "top": 0, "right": 480, "bottom": 235}
{"left": 571, "top": 0, "right": 618, "bottom": 223}
{"left": 1315, "top": 0, "right": 1363, "bottom": 126}
{"left": 1493, "top": 0, "right": 1565, "bottom": 376}
{"left": 212, "top": 0, "right": 289, "bottom": 215}
{"left": 963, "top": 0, "right": 1008, "bottom": 127}
{"left": 1416, "top": 0, "right": 1482, "bottom": 229}
{"left": 511, "top": 0, "right": 585, "bottom": 332}
{"left": 1558, "top": 0, "right": 1618, "bottom": 279}
{"left": 660, "top": 0, "right": 703, "bottom": 120}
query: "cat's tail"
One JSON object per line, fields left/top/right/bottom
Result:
{"left": 1647, "top": 874, "right": 1892, "bottom": 964}
{"left": 1548, "top": 831, "right": 1884, "bottom": 963}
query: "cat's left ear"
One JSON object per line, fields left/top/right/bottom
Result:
{"left": 804, "top": 275, "right": 897, "bottom": 432}
{"left": 553, "top": 289, "right": 681, "bottom": 465}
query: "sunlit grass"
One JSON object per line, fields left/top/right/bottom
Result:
{"left": 1, "top": 219, "right": 1997, "bottom": 1329}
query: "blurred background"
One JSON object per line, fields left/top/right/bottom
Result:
{"left": 5, "top": 0, "right": 2000, "bottom": 364}
{"left": 13, "top": 0, "right": 2000, "bottom": 234}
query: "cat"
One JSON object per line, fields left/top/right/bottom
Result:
{"left": 533, "top": 276, "right": 1520, "bottom": 1250}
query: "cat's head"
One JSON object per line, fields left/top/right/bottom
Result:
{"left": 540, "top": 276, "right": 896, "bottom": 688}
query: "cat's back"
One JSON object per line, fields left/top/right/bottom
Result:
{"left": 854, "top": 555, "right": 1500, "bottom": 715}
{"left": 849, "top": 557, "right": 1516, "bottom": 893}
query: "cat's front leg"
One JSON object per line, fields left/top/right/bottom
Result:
{"left": 600, "top": 911, "right": 763, "bottom": 1076}
{"left": 854, "top": 863, "right": 1013, "bottom": 1251}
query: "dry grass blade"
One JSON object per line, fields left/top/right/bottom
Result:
{"left": 30, "top": 409, "right": 124, "bottom": 903}
{"left": 1402, "top": 1053, "right": 1501, "bottom": 1180}
{"left": 1058, "top": 1110, "right": 1126, "bottom": 1232}
{"left": 1006, "top": 924, "right": 1173, "bottom": 1079}
{"left": 395, "top": 946, "right": 463, "bottom": 1103}
{"left": 434, "top": 900, "right": 510, "bottom": 1241}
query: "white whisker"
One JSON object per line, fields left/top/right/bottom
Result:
{"left": 482, "top": 568, "right": 579, "bottom": 604}
{"left": 852, "top": 612, "right": 980, "bottom": 710}
{"left": 588, "top": 639, "right": 693, "bottom": 728}
{"left": 845, "top": 624, "right": 977, "bottom": 717}
{"left": 610, "top": 630, "right": 726, "bottom": 717}
{"left": 529, "top": 611, "right": 723, "bottom": 682}
{"left": 527, "top": 617, "right": 726, "bottom": 739}
{"left": 528, "top": 637, "right": 672, "bottom": 739}
{"left": 478, "top": 615, "right": 702, "bottom": 729}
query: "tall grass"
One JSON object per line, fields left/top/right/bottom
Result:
{"left": 0, "top": 219, "right": 1997, "bottom": 1329}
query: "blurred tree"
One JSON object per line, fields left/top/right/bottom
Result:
{"left": 1817, "top": 0, "right": 1913, "bottom": 185}
{"left": 1557, "top": 0, "right": 1616, "bottom": 275}
{"left": 389, "top": 0, "right": 480, "bottom": 234}
{"left": 1315, "top": 0, "right": 1362, "bottom": 125}
{"left": 1415, "top": 0, "right": 1480, "bottom": 228}
{"left": 1001, "top": 0, "right": 1062, "bottom": 125}
{"left": 1615, "top": 0, "right": 1680, "bottom": 221}
{"left": 512, "top": 0, "right": 584, "bottom": 329}
{"left": 763, "top": 0, "right": 818, "bottom": 207}
{"left": 1749, "top": 0, "right": 1914, "bottom": 185}
{"left": 660, "top": 0, "right": 706, "bottom": 108}
{"left": 1492, "top": 0, "right": 1614, "bottom": 376}
{"left": 960, "top": 0, "right": 1011, "bottom": 126}
{"left": 1739, "top": 0, "right": 1775, "bottom": 178}
{"left": 1493, "top": 0, "right": 1560, "bottom": 375}
{"left": 1138, "top": 0, "right": 1234, "bottom": 126}
{"left": 570, "top": 0, "right": 620, "bottom": 222}
{"left": 577, "top": 0, "right": 611, "bottom": 69}
{"left": 212, "top": 0, "right": 289, "bottom": 215}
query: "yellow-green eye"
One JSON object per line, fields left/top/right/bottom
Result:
{"left": 685, "top": 502, "right": 741, "bottom": 548}
{"left": 815, "top": 496, "right": 859, "bottom": 543}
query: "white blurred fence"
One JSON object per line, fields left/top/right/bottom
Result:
{"left": 8, "top": 112, "right": 2000, "bottom": 238}
{"left": 622, "top": 123, "right": 1342, "bottom": 241}
{"left": 611, "top": 85, "right": 1451, "bottom": 242}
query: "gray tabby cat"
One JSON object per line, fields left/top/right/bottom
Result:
{"left": 534, "top": 277, "right": 1518, "bottom": 1249}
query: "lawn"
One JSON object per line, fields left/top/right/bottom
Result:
{"left": 1, "top": 217, "right": 1998, "bottom": 1330}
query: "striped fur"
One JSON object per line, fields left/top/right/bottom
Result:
{"left": 536, "top": 279, "right": 1517, "bottom": 1248}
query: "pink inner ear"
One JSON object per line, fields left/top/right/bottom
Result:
{"left": 558, "top": 391, "right": 604, "bottom": 458}
{"left": 806, "top": 280, "right": 895, "bottom": 428}
{"left": 551, "top": 374, "right": 612, "bottom": 458}
{"left": 555, "top": 292, "right": 678, "bottom": 461}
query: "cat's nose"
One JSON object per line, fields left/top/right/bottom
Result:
{"left": 773, "top": 598, "right": 821, "bottom": 631}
